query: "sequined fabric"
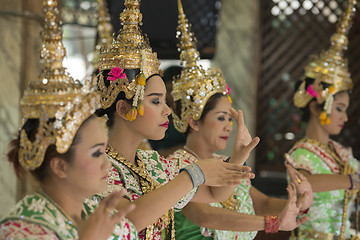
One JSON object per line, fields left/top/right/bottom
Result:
{"left": 101, "top": 149, "right": 197, "bottom": 240}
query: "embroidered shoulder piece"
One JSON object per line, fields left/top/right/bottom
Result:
{"left": 287, "top": 138, "right": 353, "bottom": 174}
{"left": 0, "top": 192, "right": 78, "bottom": 240}
{"left": 108, "top": 155, "right": 143, "bottom": 196}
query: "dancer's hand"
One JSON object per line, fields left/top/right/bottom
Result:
{"left": 229, "top": 108, "right": 260, "bottom": 165}
{"left": 78, "top": 191, "right": 135, "bottom": 240}
{"left": 196, "top": 159, "right": 255, "bottom": 187}
{"left": 230, "top": 108, "right": 252, "bottom": 148}
{"left": 286, "top": 164, "right": 313, "bottom": 211}
{"left": 278, "top": 183, "right": 308, "bottom": 231}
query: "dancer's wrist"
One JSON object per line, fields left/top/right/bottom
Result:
{"left": 264, "top": 215, "right": 279, "bottom": 234}
{"left": 180, "top": 163, "right": 205, "bottom": 188}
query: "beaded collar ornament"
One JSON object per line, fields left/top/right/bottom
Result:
{"left": 92, "top": 0, "right": 114, "bottom": 70}
{"left": 19, "top": 0, "right": 100, "bottom": 170}
{"left": 171, "top": 0, "right": 231, "bottom": 133}
{"left": 97, "top": 0, "right": 161, "bottom": 121}
{"left": 294, "top": 0, "right": 357, "bottom": 125}
{"left": 106, "top": 145, "right": 175, "bottom": 240}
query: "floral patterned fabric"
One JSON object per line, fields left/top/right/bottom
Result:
{"left": 0, "top": 192, "right": 138, "bottom": 240}
{"left": 286, "top": 138, "right": 360, "bottom": 239}
{"left": 101, "top": 149, "right": 197, "bottom": 240}
{"left": 168, "top": 149, "right": 257, "bottom": 240}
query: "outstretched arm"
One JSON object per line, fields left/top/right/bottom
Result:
{"left": 124, "top": 171, "right": 193, "bottom": 231}
{"left": 182, "top": 202, "right": 266, "bottom": 232}
{"left": 250, "top": 187, "right": 286, "bottom": 216}
{"left": 117, "top": 160, "right": 253, "bottom": 231}
{"left": 285, "top": 153, "right": 352, "bottom": 192}
{"left": 295, "top": 171, "right": 351, "bottom": 192}
{"left": 182, "top": 184, "right": 307, "bottom": 232}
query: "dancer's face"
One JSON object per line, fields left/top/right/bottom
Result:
{"left": 197, "top": 96, "right": 233, "bottom": 152}
{"left": 321, "top": 91, "right": 349, "bottom": 136}
{"left": 64, "top": 117, "right": 110, "bottom": 197}
{"left": 129, "top": 75, "right": 171, "bottom": 140}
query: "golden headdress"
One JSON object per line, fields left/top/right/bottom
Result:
{"left": 19, "top": 0, "right": 100, "bottom": 170}
{"left": 97, "top": 0, "right": 161, "bottom": 121}
{"left": 92, "top": 0, "right": 114, "bottom": 70}
{"left": 294, "top": 0, "right": 357, "bottom": 125}
{"left": 171, "top": 0, "right": 230, "bottom": 133}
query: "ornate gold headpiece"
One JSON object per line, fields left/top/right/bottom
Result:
{"left": 97, "top": 0, "right": 161, "bottom": 121}
{"left": 294, "top": 0, "right": 357, "bottom": 124}
{"left": 92, "top": 0, "right": 114, "bottom": 70}
{"left": 19, "top": 0, "right": 100, "bottom": 170}
{"left": 171, "top": 0, "right": 230, "bottom": 133}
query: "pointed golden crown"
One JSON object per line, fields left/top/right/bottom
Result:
{"left": 92, "top": 0, "right": 114, "bottom": 70}
{"left": 97, "top": 0, "right": 161, "bottom": 120}
{"left": 19, "top": 0, "right": 100, "bottom": 170}
{"left": 294, "top": 0, "right": 357, "bottom": 118}
{"left": 171, "top": 0, "right": 229, "bottom": 133}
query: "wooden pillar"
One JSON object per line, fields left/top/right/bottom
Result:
{"left": 0, "top": 0, "right": 42, "bottom": 216}
{"left": 213, "top": 0, "right": 260, "bottom": 168}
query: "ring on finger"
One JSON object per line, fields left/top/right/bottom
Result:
{"left": 105, "top": 207, "right": 112, "bottom": 214}
{"left": 296, "top": 178, "right": 301, "bottom": 184}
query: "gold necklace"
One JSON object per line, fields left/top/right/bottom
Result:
{"left": 107, "top": 144, "right": 155, "bottom": 193}
{"left": 106, "top": 145, "right": 175, "bottom": 240}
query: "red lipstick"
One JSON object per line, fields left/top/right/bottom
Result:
{"left": 160, "top": 121, "right": 169, "bottom": 128}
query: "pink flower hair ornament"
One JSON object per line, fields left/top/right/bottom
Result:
{"left": 306, "top": 84, "right": 318, "bottom": 98}
{"left": 107, "top": 67, "right": 126, "bottom": 81}
{"left": 226, "top": 84, "right": 231, "bottom": 95}
{"left": 225, "top": 84, "right": 232, "bottom": 103}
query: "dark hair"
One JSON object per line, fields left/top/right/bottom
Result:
{"left": 7, "top": 115, "right": 95, "bottom": 182}
{"left": 174, "top": 92, "right": 226, "bottom": 137}
{"left": 199, "top": 93, "right": 225, "bottom": 121}
{"left": 95, "top": 69, "right": 139, "bottom": 128}
{"left": 161, "top": 66, "right": 183, "bottom": 110}
{"left": 162, "top": 66, "right": 182, "bottom": 83}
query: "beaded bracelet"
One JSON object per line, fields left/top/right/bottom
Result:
{"left": 180, "top": 163, "right": 205, "bottom": 188}
{"left": 265, "top": 215, "right": 279, "bottom": 234}
{"left": 349, "top": 174, "right": 354, "bottom": 190}
{"left": 350, "top": 173, "right": 360, "bottom": 190}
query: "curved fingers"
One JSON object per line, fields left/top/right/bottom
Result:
{"left": 229, "top": 108, "right": 243, "bottom": 126}
{"left": 223, "top": 164, "right": 251, "bottom": 172}
{"left": 285, "top": 164, "right": 298, "bottom": 183}
{"left": 296, "top": 216, "right": 309, "bottom": 227}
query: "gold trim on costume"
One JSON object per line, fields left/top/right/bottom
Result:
{"left": 106, "top": 145, "right": 175, "bottom": 240}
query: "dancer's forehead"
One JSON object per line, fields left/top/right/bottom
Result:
{"left": 74, "top": 117, "right": 107, "bottom": 151}
{"left": 144, "top": 75, "right": 167, "bottom": 96}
